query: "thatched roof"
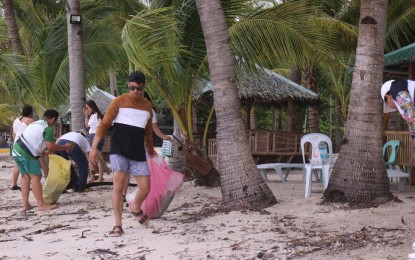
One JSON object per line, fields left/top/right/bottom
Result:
{"left": 86, "top": 86, "right": 115, "bottom": 113}
{"left": 195, "top": 67, "right": 317, "bottom": 102}
{"left": 238, "top": 67, "right": 317, "bottom": 101}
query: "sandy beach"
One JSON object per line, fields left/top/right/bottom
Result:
{"left": 1, "top": 153, "right": 415, "bottom": 260}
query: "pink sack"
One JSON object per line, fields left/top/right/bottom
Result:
{"left": 128, "top": 155, "right": 184, "bottom": 219}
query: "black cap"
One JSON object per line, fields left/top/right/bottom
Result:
{"left": 128, "top": 71, "right": 146, "bottom": 84}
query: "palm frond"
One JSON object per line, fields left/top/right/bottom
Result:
{"left": 229, "top": 0, "right": 352, "bottom": 71}
{"left": 0, "top": 103, "right": 15, "bottom": 126}
{"left": 386, "top": 1, "right": 415, "bottom": 51}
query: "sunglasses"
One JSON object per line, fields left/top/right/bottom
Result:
{"left": 128, "top": 86, "right": 144, "bottom": 91}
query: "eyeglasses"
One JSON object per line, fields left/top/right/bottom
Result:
{"left": 128, "top": 86, "right": 144, "bottom": 91}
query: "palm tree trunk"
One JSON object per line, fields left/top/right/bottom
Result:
{"left": 2, "top": 0, "right": 24, "bottom": 55}
{"left": 109, "top": 69, "right": 118, "bottom": 97}
{"left": 305, "top": 66, "right": 319, "bottom": 133}
{"left": 334, "top": 95, "right": 341, "bottom": 153}
{"left": 66, "top": 0, "right": 85, "bottom": 131}
{"left": 195, "top": 0, "right": 276, "bottom": 209}
{"left": 169, "top": 119, "right": 187, "bottom": 173}
{"left": 287, "top": 68, "right": 303, "bottom": 133}
{"left": 324, "top": 0, "right": 393, "bottom": 203}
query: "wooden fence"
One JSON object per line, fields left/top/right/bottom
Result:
{"left": 207, "top": 130, "right": 305, "bottom": 170}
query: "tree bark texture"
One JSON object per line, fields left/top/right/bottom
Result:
{"left": 109, "top": 69, "right": 118, "bottom": 97}
{"left": 67, "top": 0, "right": 85, "bottom": 131}
{"left": 2, "top": 0, "right": 24, "bottom": 55}
{"left": 305, "top": 66, "right": 319, "bottom": 133}
{"left": 288, "top": 68, "right": 303, "bottom": 133}
{"left": 324, "top": 0, "right": 393, "bottom": 203}
{"left": 334, "top": 96, "right": 342, "bottom": 153}
{"left": 195, "top": 0, "right": 277, "bottom": 210}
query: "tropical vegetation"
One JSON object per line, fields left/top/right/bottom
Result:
{"left": 1, "top": 0, "right": 415, "bottom": 205}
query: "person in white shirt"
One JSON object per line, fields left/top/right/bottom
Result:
{"left": 84, "top": 100, "right": 107, "bottom": 182}
{"left": 11, "top": 105, "right": 34, "bottom": 190}
{"left": 56, "top": 130, "right": 91, "bottom": 192}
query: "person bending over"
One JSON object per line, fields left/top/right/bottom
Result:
{"left": 12, "top": 109, "right": 74, "bottom": 211}
{"left": 56, "top": 129, "right": 90, "bottom": 192}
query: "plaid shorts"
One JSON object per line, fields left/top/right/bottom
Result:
{"left": 109, "top": 154, "right": 150, "bottom": 176}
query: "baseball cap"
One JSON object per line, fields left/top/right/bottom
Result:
{"left": 128, "top": 71, "right": 146, "bottom": 84}
{"left": 380, "top": 80, "right": 397, "bottom": 113}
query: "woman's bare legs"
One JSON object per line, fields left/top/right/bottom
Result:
{"left": 20, "top": 174, "right": 32, "bottom": 211}
{"left": 97, "top": 151, "right": 105, "bottom": 182}
{"left": 12, "top": 166, "right": 20, "bottom": 188}
{"left": 88, "top": 161, "right": 96, "bottom": 182}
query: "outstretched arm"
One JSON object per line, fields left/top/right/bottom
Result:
{"left": 153, "top": 123, "right": 171, "bottom": 140}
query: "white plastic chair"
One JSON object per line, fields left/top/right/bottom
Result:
{"left": 301, "top": 133, "right": 333, "bottom": 198}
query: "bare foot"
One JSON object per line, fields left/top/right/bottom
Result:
{"left": 38, "top": 204, "right": 58, "bottom": 211}
{"left": 87, "top": 177, "right": 95, "bottom": 183}
{"left": 97, "top": 178, "right": 104, "bottom": 182}
{"left": 21, "top": 205, "right": 34, "bottom": 212}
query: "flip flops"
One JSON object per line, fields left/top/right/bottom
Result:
{"left": 109, "top": 226, "right": 124, "bottom": 237}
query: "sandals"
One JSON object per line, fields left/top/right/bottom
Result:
{"left": 109, "top": 226, "right": 124, "bottom": 237}
{"left": 129, "top": 207, "right": 150, "bottom": 226}
{"left": 138, "top": 213, "right": 149, "bottom": 225}
{"left": 11, "top": 185, "right": 21, "bottom": 191}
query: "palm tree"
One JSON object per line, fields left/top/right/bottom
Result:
{"left": 66, "top": 0, "right": 85, "bottom": 131}
{"left": 1, "top": 0, "right": 24, "bottom": 54}
{"left": 195, "top": 0, "right": 277, "bottom": 209}
{"left": 122, "top": 0, "right": 350, "bottom": 186}
{"left": 323, "top": 0, "right": 393, "bottom": 203}
{"left": 0, "top": 1, "right": 135, "bottom": 114}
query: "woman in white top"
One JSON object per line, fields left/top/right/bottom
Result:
{"left": 11, "top": 105, "right": 34, "bottom": 190}
{"left": 84, "top": 100, "right": 107, "bottom": 182}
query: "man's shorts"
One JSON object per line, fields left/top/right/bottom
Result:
{"left": 110, "top": 154, "right": 150, "bottom": 176}
{"left": 13, "top": 155, "right": 42, "bottom": 176}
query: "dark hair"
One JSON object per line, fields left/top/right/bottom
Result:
{"left": 21, "top": 104, "right": 33, "bottom": 117}
{"left": 128, "top": 71, "right": 146, "bottom": 84}
{"left": 86, "top": 100, "right": 103, "bottom": 119}
{"left": 43, "top": 109, "right": 59, "bottom": 120}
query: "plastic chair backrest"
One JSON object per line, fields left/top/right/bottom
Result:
{"left": 301, "top": 133, "right": 333, "bottom": 166}
{"left": 382, "top": 140, "right": 400, "bottom": 165}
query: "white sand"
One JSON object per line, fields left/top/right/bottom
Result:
{"left": 1, "top": 154, "right": 414, "bottom": 260}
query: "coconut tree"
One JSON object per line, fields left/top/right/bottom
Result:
{"left": 195, "top": 0, "right": 277, "bottom": 209}
{"left": 0, "top": 0, "right": 136, "bottom": 114}
{"left": 122, "top": 0, "right": 352, "bottom": 186}
{"left": 66, "top": 0, "right": 85, "bottom": 131}
{"left": 323, "top": 0, "right": 393, "bottom": 203}
{"left": 1, "top": 0, "right": 24, "bottom": 54}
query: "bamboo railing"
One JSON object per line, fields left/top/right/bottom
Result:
{"left": 207, "top": 130, "right": 305, "bottom": 170}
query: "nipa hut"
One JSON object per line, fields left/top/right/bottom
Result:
{"left": 196, "top": 66, "right": 318, "bottom": 165}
